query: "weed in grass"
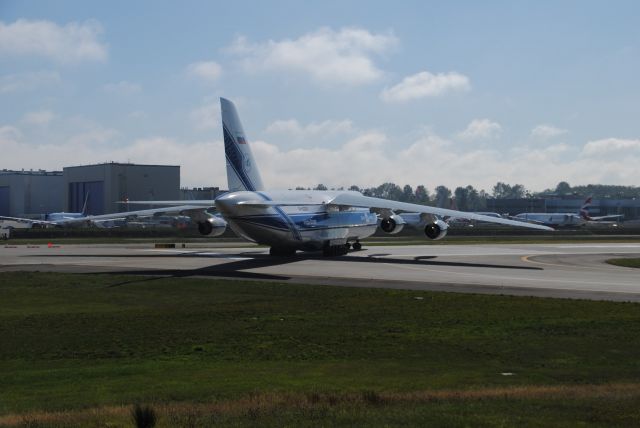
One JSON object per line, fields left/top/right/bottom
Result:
{"left": 19, "top": 416, "right": 44, "bottom": 428}
{"left": 131, "top": 404, "right": 156, "bottom": 428}
{"left": 362, "top": 390, "right": 385, "bottom": 406}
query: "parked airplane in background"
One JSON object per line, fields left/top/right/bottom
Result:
{"left": 513, "top": 197, "right": 623, "bottom": 228}
{"left": 83, "top": 97, "right": 552, "bottom": 256}
{"left": 0, "top": 193, "right": 94, "bottom": 227}
{"left": 579, "top": 197, "right": 624, "bottom": 222}
{"left": 0, "top": 183, "right": 226, "bottom": 232}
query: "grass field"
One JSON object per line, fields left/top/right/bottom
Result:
{"left": 1, "top": 272, "right": 640, "bottom": 426}
{"left": 606, "top": 258, "right": 640, "bottom": 269}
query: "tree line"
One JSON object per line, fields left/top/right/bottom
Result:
{"left": 295, "top": 182, "right": 640, "bottom": 211}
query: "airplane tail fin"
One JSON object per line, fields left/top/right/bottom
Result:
{"left": 579, "top": 196, "right": 592, "bottom": 221}
{"left": 81, "top": 192, "right": 90, "bottom": 216}
{"left": 220, "top": 98, "right": 265, "bottom": 192}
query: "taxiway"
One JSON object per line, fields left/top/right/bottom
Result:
{"left": 1, "top": 242, "right": 639, "bottom": 301}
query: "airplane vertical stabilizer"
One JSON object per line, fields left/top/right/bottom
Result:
{"left": 220, "top": 98, "right": 265, "bottom": 192}
{"left": 579, "top": 196, "right": 593, "bottom": 220}
{"left": 81, "top": 192, "right": 90, "bottom": 216}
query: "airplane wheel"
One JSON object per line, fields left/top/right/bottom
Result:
{"left": 323, "top": 245, "right": 349, "bottom": 257}
{"left": 353, "top": 242, "right": 362, "bottom": 251}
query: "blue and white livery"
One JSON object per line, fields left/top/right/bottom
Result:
{"left": 50, "top": 97, "right": 553, "bottom": 254}
{"left": 221, "top": 97, "right": 264, "bottom": 192}
{"left": 214, "top": 98, "right": 552, "bottom": 255}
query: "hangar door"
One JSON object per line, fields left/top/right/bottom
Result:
{"left": 0, "top": 187, "right": 9, "bottom": 216}
{"left": 68, "top": 181, "right": 104, "bottom": 215}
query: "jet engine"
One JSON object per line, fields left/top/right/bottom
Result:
{"left": 424, "top": 219, "right": 448, "bottom": 240}
{"left": 197, "top": 216, "right": 227, "bottom": 237}
{"left": 379, "top": 214, "right": 406, "bottom": 235}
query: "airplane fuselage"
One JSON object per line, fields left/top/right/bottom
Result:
{"left": 514, "top": 212, "right": 584, "bottom": 228}
{"left": 46, "top": 212, "right": 85, "bottom": 222}
{"left": 215, "top": 190, "right": 379, "bottom": 250}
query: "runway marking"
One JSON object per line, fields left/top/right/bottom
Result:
{"left": 520, "top": 255, "right": 567, "bottom": 269}
{"left": 520, "top": 255, "right": 632, "bottom": 272}
{"left": 141, "top": 249, "right": 251, "bottom": 260}
{"left": 362, "top": 251, "right": 552, "bottom": 258}
{"left": 554, "top": 245, "right": 640, "bottom": 249}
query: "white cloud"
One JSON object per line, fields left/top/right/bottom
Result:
{"left": 0, "top": 71, "right": 61, "bottom": 93}
{"left": 265, "top": 119, "right": 354, "bottom": 137}
{"left": 248, "top": 133, "right": 640, "bottom": 191}
{"left": 190, "top": 102, "right": 220, "bottom": 130}
{"left": 456, "top": 118, "right": 502, "bottom": 141}
{"left": 582, "top": 138, "right": 640, "bottom": 156}
{"left": 381, "top": 70, "right": 470, "bottom": 102}
{"left": 0, "top": 125, "right": 22, "bottom": 142}
{"left": 3, "top": 120, "right": 638, "bottom": 191}
{"left": 531, "top": 124, "right": 568, "bottom": 139}
{"left": 0, "top": 19, "right": 108, "bottom": 63}
{"left": 228, "top": 27, "right": 397, "bottom": 85}
{"left": 21, "top": 110, "right": 55, "bottom": 126}
{"left": 102, "top": 81, "right": 141, "bottom": 95}
{"left": 0, "top": 132, "right": 225, "bottom": 187}
{"left": 186, "top": 61, "right": 222, "bottom": 84}
{"left": 68, "top": 127, "right": 119, "bottom": 146}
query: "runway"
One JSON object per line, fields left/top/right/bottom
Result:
{"left": 1, "top": 242, "right": 640, "bottom": 301}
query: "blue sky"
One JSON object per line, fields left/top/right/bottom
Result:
{"left": 1, "top": 1, "right": 639, "bottom": 191}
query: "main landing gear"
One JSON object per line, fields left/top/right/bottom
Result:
{"left": 323, "top": 245, "right": 348, "bottom": 257}
{"left": 322, "top": 240, "right": 362, "bottom": 257}
{"left": 269, "top": 247, "right": 296, "bottom": 257}
{"left": 269, "top": 241, "right": 364, "bottom": 257}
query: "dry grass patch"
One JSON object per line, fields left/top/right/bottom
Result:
{"left": 2, "top": 382, "right": 639, "bottom": 427}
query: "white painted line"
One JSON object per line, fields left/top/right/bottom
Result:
{"left": 554, "top": 245, "right": 640, "bottom": 249}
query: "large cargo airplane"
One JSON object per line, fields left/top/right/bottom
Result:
{"left": 79, "top": 97, "right": 552, "bottom": 256}
{"left": 7, "top": 98, "right": 552, "bottom": 251}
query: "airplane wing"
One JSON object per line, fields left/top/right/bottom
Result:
{"left": 49, "top": 205, "right": 211, "bottom": 225}
{"left": 327, "top": 193, "right": 555, "bottom": 231}
{"left": 119, "top": 200, "right": 217, "bottom": 207}
{"left": 588, "top": 214, "right": 624, "bottom": 222}
{"left": 0, "top": 216, "right": 56, "bottom": 226}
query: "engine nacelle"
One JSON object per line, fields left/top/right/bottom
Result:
{"left": 197, "top": 216, "right": 227, "bottom": 237}
{"left": 379, "top": 214, "right": 406, "bottom": 235}
{"left": 424, "top": 219, "right": 448, "bottom": 240}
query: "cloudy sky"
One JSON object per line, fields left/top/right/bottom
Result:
{"left": 1, "top": 1, "right": 639, "bottom": 192}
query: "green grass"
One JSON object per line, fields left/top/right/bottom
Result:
{"left": 606, "top": 258, "right": 640, "bottom": 268}
{"left": 1, "top": 272, "right": 640, "bottom": 426}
